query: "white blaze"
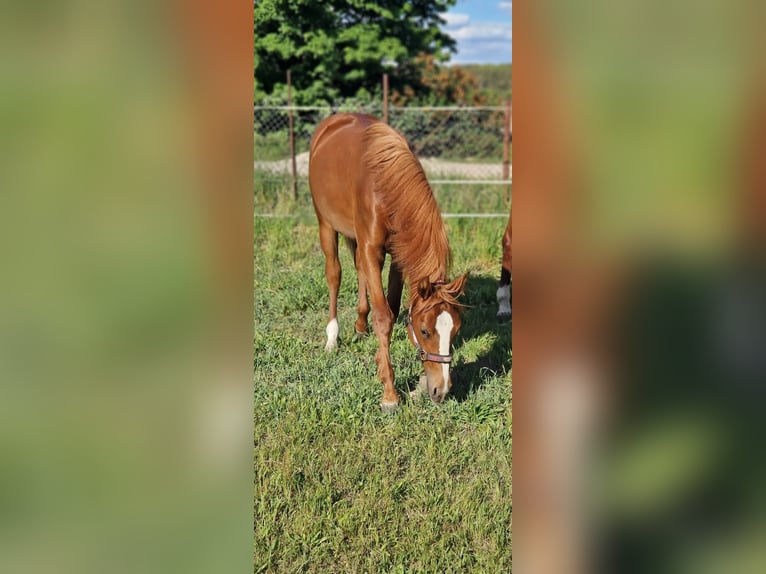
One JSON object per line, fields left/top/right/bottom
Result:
{"left": 435, "top": 311, "right": 453, "bottom": 392}
{"left": 325, "top": 318, "right": 339, "bottom": 351}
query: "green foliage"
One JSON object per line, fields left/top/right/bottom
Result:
{"left": 462, "top": 64, "right": 512, "bottom": 104}
{"left": 254, "top": 105, "right": 506, "bottom": 168}
{"left": 254, "top": 209, "right": 512, "bottom": 572}
{"left": 392, "top": 53, "right": 486, "bottom": 106}
{"left": 254, "top": 0, "right": 458, "bottom": 105}
{"left": 390, "top": 108, "right": 505, "bottom": 159}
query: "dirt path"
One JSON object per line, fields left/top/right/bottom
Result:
{"left": 255, "top": 152, "right": 508, "bottom": 179}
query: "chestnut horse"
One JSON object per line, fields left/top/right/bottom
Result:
{"left": 497, "top": 207, "right": 512, "bottom": 322}
{"left": 309, "top": 113, "right": 467, "bottom": 410}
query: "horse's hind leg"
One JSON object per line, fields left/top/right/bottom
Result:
{"left": 386, "top": 260, "right": 404, "bottom": 319}
{"left": 497, "top": 268, "right": 511, "bottom": 323}
{"left": 346, "top": 239, "right": 370, "bottom": 336}
{"left": 319, "top": 223, "right": 341, "bottom": 350}
{"left": 497, "top": 215, "right": 512, "bottom": 322}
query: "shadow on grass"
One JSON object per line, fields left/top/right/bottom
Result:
{"left": 399, "top": 275, "right": 512, "bottom": 403}
{"left": 451, "top": 275, "right": 512, "bottom": 402}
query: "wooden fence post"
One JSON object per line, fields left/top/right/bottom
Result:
{"left": 503, "top": 98, "right": 511, "bottom": 180}
{"left": 287, "top": 69, "right": 298, "bottom": 200}
{"left": 383, "top": 73, "right": 389, "bottom": 124}
{"left": 503, "top": 98, "right": 512, "bottom": 204}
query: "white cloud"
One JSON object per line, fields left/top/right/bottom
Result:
{"left": 451, "top": 39, "right": 512, "bottom": 64}
{"left": 443, "top": 5, "right": 512, "bottom": 64}
{"left": 450, "top": 23, "right": 512, "bottom": 41}
{"left": 442, "top": 12, "right": 470, "bottom": 27}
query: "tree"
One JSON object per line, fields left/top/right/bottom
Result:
{"left": 462, "top": 63, "right": 513, "bottom": 104}
{"left": 254, "top": 0, "right": 457, "bottom": 105}
{"left": 392, "top": 52, "right": 487, "bottom": 106}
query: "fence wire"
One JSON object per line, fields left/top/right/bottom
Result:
{"left": 254, "top": 102, "right": 510, "bottom": 184}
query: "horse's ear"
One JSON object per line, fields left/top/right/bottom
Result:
{"left": 417, "top": 277, "right": 434, "bottom": 299}
{"left": 446, "top": 273, "right": 468, "bottom": 297}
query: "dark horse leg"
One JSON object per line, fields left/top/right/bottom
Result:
{"left": 319, "top": 222, "right": 341, "bottom": 350}
{"left": 497, "top": 214, "right": 512, "bottom": 322}
{"left": 386, "top": 260, "right": 404, "bottom": 319}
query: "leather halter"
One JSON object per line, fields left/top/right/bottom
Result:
{"left": 406, "top": 305, "right": 453, "bottom": 364}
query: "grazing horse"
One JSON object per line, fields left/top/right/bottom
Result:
{"left": 497, "top": 208, "right": 512, "bottom": 322}
{"left": 309, "top": 113, "right": 467, "bottom": 410}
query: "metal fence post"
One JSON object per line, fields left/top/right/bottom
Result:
{"left": 287, "top": 69, "right": 298, "bottom": 200}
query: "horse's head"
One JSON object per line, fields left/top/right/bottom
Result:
{"left": 407, "top": 274, "right": 468, "bottom": 403}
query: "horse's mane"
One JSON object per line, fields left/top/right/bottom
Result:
{"left": 362, "top": 122, "right": 451, "bottom": 289}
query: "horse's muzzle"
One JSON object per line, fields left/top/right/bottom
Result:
{"left": 429, "top": 385, "right": 447, "bottom": 403}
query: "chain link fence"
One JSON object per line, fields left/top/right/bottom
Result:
{"left": 254, "top": 100, "right": 512, "bottom": 215}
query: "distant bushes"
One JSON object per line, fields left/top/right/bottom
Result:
{"left": 390, "top": 108, "right": 505, "bottom": 160}
{"left": 255, "top": 102, "right": 505, "bottom": 162}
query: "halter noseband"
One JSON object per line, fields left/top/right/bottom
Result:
{"left": 406, "top": 304, "right": 453, "bottom": 364}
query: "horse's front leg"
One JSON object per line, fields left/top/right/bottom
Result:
{"left": 359, "top": 244, "right": 398, "bottom": 410}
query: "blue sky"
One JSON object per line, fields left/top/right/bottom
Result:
{"left": 443, "top": 1, "right": 512, "bottom": 64}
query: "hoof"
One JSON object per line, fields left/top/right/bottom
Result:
{"left": 497, "top": 311, "right": 512, "bottom": 324}
{"left": 324, "top": 341, "right": 338, "bottom": 351}
{"left": 353, "top": 329, "right": 368, "bottom": 340}
{"left": 380, "top": 400, "right": 400, "bottom": 413}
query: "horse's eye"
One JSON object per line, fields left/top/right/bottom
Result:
{"left": 420, "top": 327, "right": 429, "bottom": 338}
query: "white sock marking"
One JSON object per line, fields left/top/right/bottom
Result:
{"left": 497, "top": 285, "right": 511, "bottom": 315}
{"left": 435, "top": 311, "right": 453, "bottom": 393}
{"left": 325, "top": 318, "right": 339, "bottom": 351}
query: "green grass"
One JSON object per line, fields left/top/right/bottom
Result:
{"left": 254, "top": 194, "right": 512, "bottom": 572}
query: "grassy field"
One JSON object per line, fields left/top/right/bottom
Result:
{"left": 254, "top": 183, "right": 512, "bottom": 572}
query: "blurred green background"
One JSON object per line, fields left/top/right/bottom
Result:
{"left": 0, "top": 2, "right": 253, "bottom": 573}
